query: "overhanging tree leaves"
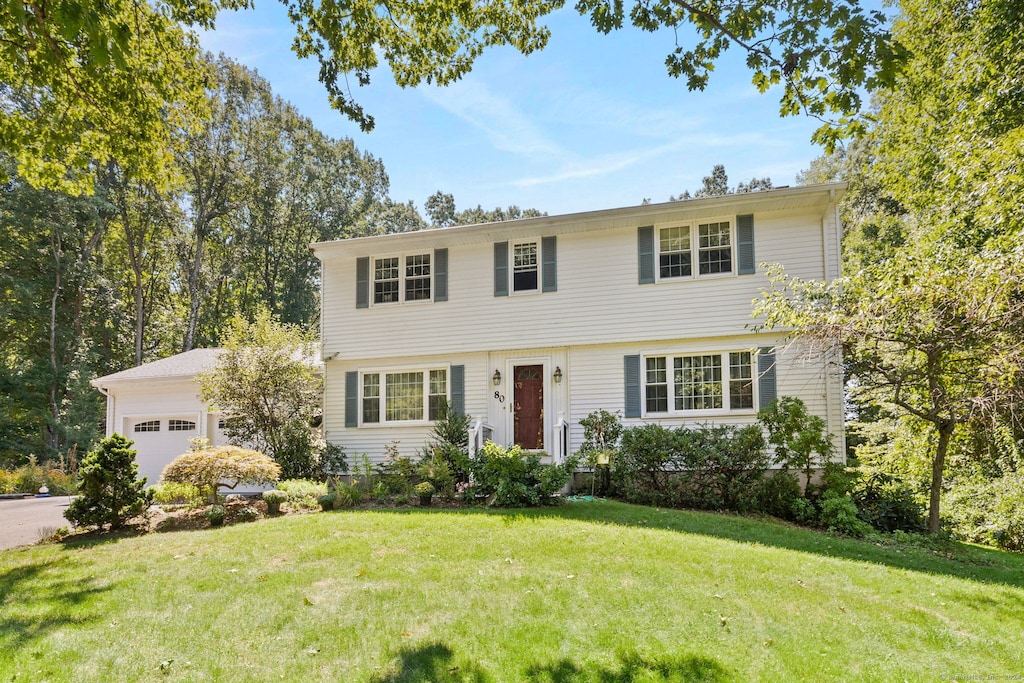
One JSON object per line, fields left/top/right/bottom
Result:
{"left": 4, "top": 0, "right": 904, "bottom": 192}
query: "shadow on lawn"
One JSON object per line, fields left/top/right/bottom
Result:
{"left": 381, "top": 502, "right": 1024, "bottom": 590}
{"left": 0, "top": 556, "right": 111, "bottom": 652}
{"left": 371, "top": 642, "right": 732, "bottom": 683}
{"left": 536, "top": 501, "right": 1024, "bottom": 590}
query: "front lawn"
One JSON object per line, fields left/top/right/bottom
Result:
{"left": 2, "top": 501, "right": 1022, "bottom": 681}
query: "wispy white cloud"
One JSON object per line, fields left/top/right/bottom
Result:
{"left": 420, "top": 81, "right": 569, "bottom": 161}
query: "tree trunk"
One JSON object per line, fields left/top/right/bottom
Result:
{"left": 927, "top": 424, "right": 954, "bottom": 533}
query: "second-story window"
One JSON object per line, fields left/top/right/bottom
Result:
{"left": 513, "top": 241, "right": 538, "bottom": 292}
{"left": 374, "top": 253, "right": 430, "bottom": 304}
{"left": 698, "top": 222, "right": 732, "bottom": 274}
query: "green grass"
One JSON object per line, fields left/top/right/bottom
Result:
{"left": 2, "top": 501, "right": 1023, "bottom": 682}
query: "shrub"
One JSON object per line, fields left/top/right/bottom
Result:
{"left": 756, "top": 470, "right": 803, "bottom": 520}
{"left": 262, "top": 489, "right": 289, "bottom": 513}
{"left": 205, "top": 504, "right": 227, "bottom": 526}
{"left": 0, "top": 469, "right": 15, "bottom": 494}
{"left": 676, "top": 424, "right": 769, "bottom": 511}
{"left": 151, "top": 482, "right": 206, "bottom": 507}
{"left": 613, "top": 424, "right": 682, "bottom": 502}
{"left": 161, "top": 445, "right": 281, "bottom": 502}
{"left": 415, "top": 481, "right": 435, "bottom": 496}
{"left": 317, "top": 492, "right": 336, "bottom": 511}
{"left": 944, "top": 472, "right": 1024, "bottom": 552}
{"left": 376, "top": 450, "right": 418, "bottom": 494}
{"left": 852, "top": 471, "right": 925, "bottom": 533}
{"left": 614, "top": 423, "right": 769, "bottom": 511}
{"left": 578, "top": 409, "right": 623, "bottom": 496}
{"left": 277, "top": 479, "right": 328, "bottom": 509}
{"left": 758, "top": 396, "right": 834, "bottom": 494}
{"left": 470, "top": 441, "right": 575, "bottom": 507}
{"left": 65, "top": 434, "right": 152, "bottom": 530}
{"left": 818, "top": 492, "right": 872, "bottom": 537}
{"left": 236, "top": 505, "right": 259, "bottom": 522}
{"left": 428, "top": 400, "right": 472, "bottom": 482}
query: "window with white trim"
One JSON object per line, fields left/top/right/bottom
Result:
{"left": 374, "top": 253, "right": 430, "bottom": 304}
{"left": 134, "top": 420, "right": 160, "bottom": 433}
{"left": 168, "top": 419, "right": 196, "bottom": 431}
{"left": 512, "top": 241, "right": 538, "bottom": 292}
{"left": 698, "top": 222, "right": 731, "bottom": 274}
{"left": 644, "top": 351, "right": 754, "bottom": 414}
{"left": 361, "top": 368, "right": 448, "bottom": 424}
{"left": 657, "top": 221, "right": 732, "bottom": 279}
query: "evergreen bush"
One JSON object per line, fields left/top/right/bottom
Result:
{"left": 64, "top": 434, "right": 152, "bottom": 530}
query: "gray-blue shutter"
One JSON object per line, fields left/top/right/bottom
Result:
{"left": 434, "top": 248, "right": 448, "bottom": 302}
{"left": 355, "top": 257, "right": 369, "bottom": 309}
{"left": 450, "top": 365, "right": 465, "bottom": 415}
{"left": 494, "top": 242, "right": 508, "bottom": 297}
{"left": 638, "top": 226, "right": 655, "bottom": 284}
{"left": 541, "top": 236, "right": 557, "bottom": 292}
{"left": 737, "top": 214, "right": 755, "bottom": 275}
{"left": 624, "top": 355, "right": 641, "bottom": 418}
{"left": 758, "top": 347, "right": 777, "bottom": 409}
{"left": 345, "top": 371, "right": 358, "bottom": 427}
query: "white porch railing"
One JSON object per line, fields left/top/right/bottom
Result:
{"left": 553, "top": 413, "right": 568, "bottom": 464}
{"left": 467, "top": 419, "right": 493, "bottom": 457}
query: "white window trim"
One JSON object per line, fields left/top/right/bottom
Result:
{"left": 641, "top": 350, "right": 757, "bottom": 418}
{"left": 509, "top": 238, "right": 542, "bottom": 296}
{"left": 371, "top": 252, "right": 433, "bottom": 306}
{"left": 654, "top": 217, "right": 736, "bottom": 283}
{"left": 359, "top": 365, "right": 450, "bottom": 427}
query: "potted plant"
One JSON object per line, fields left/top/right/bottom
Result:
{"left": 205, "top": 504, "right": 226, "bottom": 527}
{"left": 317, "top": 492, "right": 337, "bottom": 511}
{"left": 262, "top": 489, "right": 288, "bottom": 514}
{"left": 415, "top": 481, "right": 435, "bottom": 507}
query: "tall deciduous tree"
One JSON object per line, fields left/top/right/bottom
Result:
{"left": 755, "top": 243, "right": 1024, "bottom": 532}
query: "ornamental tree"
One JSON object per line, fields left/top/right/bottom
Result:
{"left": 65, "top": 434, "right": 152, "bottom": 530}
{"left": 161, "top": 445, "right": 281, "bottom": 502}
{"left": 197, "top": 312, "right": 329, "bottom": 480}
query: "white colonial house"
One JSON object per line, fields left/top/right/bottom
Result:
{"left": 91, "top": 348, "right": 235, "bottom": 486}
{"left": 312, "top": 183, "right": 846, "bottom": 465}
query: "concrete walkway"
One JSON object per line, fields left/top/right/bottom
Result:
{"left": 0, "top": 496, "right": 75, "bottom": 551}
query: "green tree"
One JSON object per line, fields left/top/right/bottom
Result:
{"left": 4, "top": 0, "right": 904, "bottom": 193}
{"left": 197, "top": 312, "right": 325, "bottom": 480}
{"left": 670, "top": 165, "right": 773, "bottom": 201}
{"left": 425, "top": 190, "right": 545, "bottom": 227}
{"left": 754, "top": 242, "right": 1024, "bottom": 532}
{"left": 65, "top": 433, "right": 152, "bottom": 530}
{"left": 757, "top": 397, "right": 833, "bottom": 496}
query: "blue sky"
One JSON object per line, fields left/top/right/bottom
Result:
{"left": 199, "top": 5, "right": 826, "bottom": 217}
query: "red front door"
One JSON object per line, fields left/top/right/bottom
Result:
{"left": 513, "top": 364, "right": 544, "bottom": 449}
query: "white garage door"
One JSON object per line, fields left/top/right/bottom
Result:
{"left": 124, "top": 416, "right": 199, "bottom": 486}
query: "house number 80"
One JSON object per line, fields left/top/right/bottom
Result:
{"left": 494, "top": 391, "right": 505, "bottom": 403}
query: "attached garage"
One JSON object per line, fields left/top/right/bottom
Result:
{"left": 92, "top": 349, "right": 228, "bottom": 487}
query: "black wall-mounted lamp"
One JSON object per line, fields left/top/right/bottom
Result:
{"left": 492, "top": 369, "right": 502, "bottom": 386}
{"left": 553, "top": 366, "right": 563, "bottom": 384}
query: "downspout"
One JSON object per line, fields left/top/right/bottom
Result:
{"left": 95, "top": 384, "right": 115, "bottom": 436}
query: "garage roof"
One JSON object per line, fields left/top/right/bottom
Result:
{"left": 91, "top": 348, "right": 224, "bottom": 385}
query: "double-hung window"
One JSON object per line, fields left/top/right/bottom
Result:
{"left": 361, "top": 368, "right": 448, "bottom": 424}
{"left": 657, "top": 221, "right": 732, "bottom": 279}
{"left": 643, "top": 351, "right": 754, "bottom": 414}
{"left": 512, "top": 241, "right": 539, "bottom": 292}
{"left": 374, "top": 253, "right": 431, "bottom": 304}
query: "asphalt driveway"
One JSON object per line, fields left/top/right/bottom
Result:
{"left": 0, "top": 496, "right": 75, "bottom": 551}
